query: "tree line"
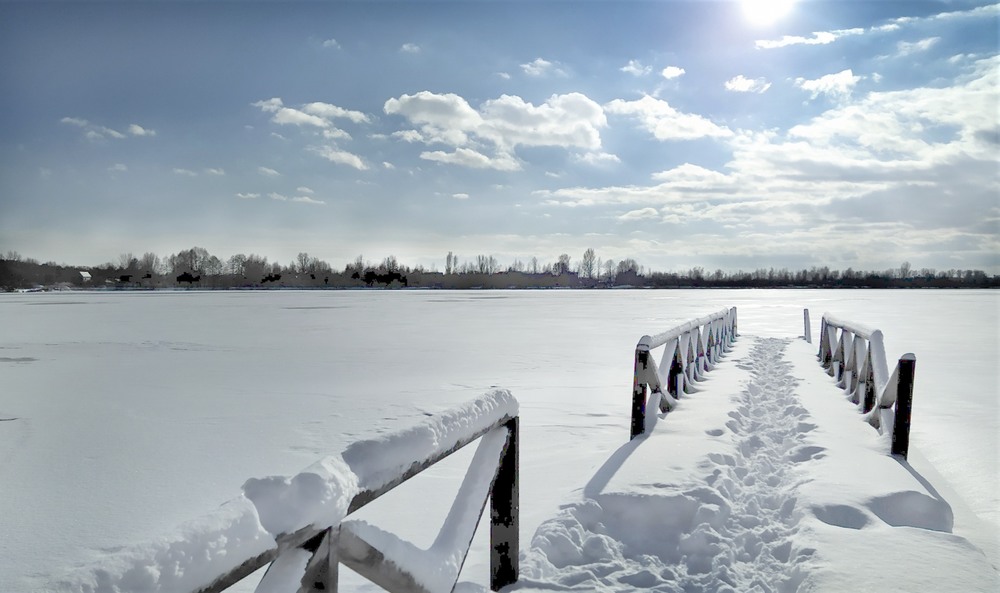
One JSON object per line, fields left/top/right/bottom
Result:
{"left": 0, "top": 248, "right": 996, "bottom": 291}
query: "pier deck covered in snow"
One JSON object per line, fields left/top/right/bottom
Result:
{"left": 513, "top": 335, "right": 997, "bottom": 592}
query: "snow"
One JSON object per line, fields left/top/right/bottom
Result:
{"left": 0, "top": 290, "right": 996, "bottom": 592}
{"left": 513, "top": 337, "right": 997, "bottom": 592}
{"left": 244, "top": 389, "right": 516, "bottom": 540}
{"left": 52, "top": 496, "right": 273, "bottom": 593}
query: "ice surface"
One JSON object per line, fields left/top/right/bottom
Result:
{"left": 1, "top": 290, "right": 996, "bottom": 591}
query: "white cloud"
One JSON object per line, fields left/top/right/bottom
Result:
{"left": 382, "top": 161, "right": 395, "bottom": 170}
{"left": 795, "top": 69, "right": 862, "bottom": 100}
{"left": 252, "top": 98, "right": 283, "bottom": 113}
{"left": 99, "top": 126, "right": 126, "bottom": 140}
{"left": 896, "top": 37, "right": 940, "bottom": 57}
{"left": 535, "top": 54, "right": 1000, "bottom": 249}
{"left": 576, "top": 152, "right": 621, "bottom": 165}
{"left": 479, "top": 93, "right": 606, "bottom": 151}
{"left": 452, "top": 193, "right": 470, "bottom": 200}
{"left": 258, "top": 166, "right": 281, "bottom": 177}
{"left": 296, "top": 186, "right": 314, "bottom": 194}
{"left": 650, "top": 163, "right": 736, "bottom": 186}
{"left": 204, "top": 168, "right": 225, "bottom": 176}
{"left": 269, "top": 192, "right": 288, "bottom": 201}
{"left": 236, "top": 192, "right": 259, "bottom": 199}
{"left": 621, "top": 60, "right": 651, "bottom": 76}
{"left": 618, "top": 207, "right": 660, "bottom": 221}
{"left": 520, "top": 58, "right": 564, "bottom": 77}
{"left": 497, "top": 72, "right": 511, "bottom": 80}
{"left": 400, "top": 43, "right": 421, "bottom": 53}
{"left": 310, "top": 145, "right": 368, "bottom": 170}
{"left": 302, "top": 102, "right": 370, "bottom": 124}
{"left": 725, "top": 75, "right": 771, "bottom": 93}
{"left": 872, "top": 72, "right": 884, "bottom": 83}
{"left": 272, "top": 107, "right": 329, "bottom": 128}
{"left": 661, "top": 66, "right": 686, "bottom": 80}
{"left": 605, "top": 95, "right": 733, "bottom": 141}
{"left": 128, "top": 124, "right": 155, "bottom": 137}
{"left": 61, "top": 117, "right": 140, "bottom": 141}
{"left": 392, "top": 130, "right": 425, "bottom": 143}
{"left": 253, "top": 98, "right": 370, "bottom": 133}
{"left": 108, "top": 163, "right": 127, "bottom": 173}
{"left": 421, "top": 148, "right": 521, "bottom": 171}
{"left": 322, "top": 128, "right": 352, "bottom": 141}
{"left": 173, "top": 168, "right": 198, "bottom": 176}
{"left": 756, "top": 28, "right": 864, "bottom": 49}
{"left": 321, "top": 38, "right": 340, "bottom": 49}
{"left": 291, "top": 196, "right": 326, "bottom": 205}
{"left": 384, "top": 91, "right": 607, "bottom": 169}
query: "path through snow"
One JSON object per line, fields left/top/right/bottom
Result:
{"left": 513, "top": 337, "right": 817, "bottom": 592}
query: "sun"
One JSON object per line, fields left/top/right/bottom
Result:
{"left": 741, "top": 0, "right": 796, "bottom": 26}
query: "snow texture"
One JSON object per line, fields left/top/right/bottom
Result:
{"left": 244, "top": 389, "right": 517, "bottom": 539}
{"left": 512, "top": 337, "right": 998, "bottom": 592}
{"left": 54, "top": 496, "right": 272, "bottom": 593}
{"left": 2, "top": 291, "right": 996, "bottom": 593}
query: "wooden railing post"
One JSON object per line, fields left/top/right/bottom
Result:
{"left": 491, "top": 417, "right": 519, "bottom": 591}
{"left": 803, "top": 309, "right": 811, "bottom": 343}
{"left": 891, "top": 354, "right": 916, "bottom": 459}
{"left": 631, "top": 346, "right": 649, "bottom": 440}
{"left": 300, "top": 527, "right": 339, "bottom": 592}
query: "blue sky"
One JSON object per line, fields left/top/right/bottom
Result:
{"left": 1, "top": 0, "right": 997, "bottom": 273}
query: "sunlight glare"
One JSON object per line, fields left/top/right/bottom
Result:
{"left": 741, "top": 0, "right": 796, "bottom": 26}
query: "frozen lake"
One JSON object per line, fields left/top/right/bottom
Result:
{"left": 0, "top": 289, "right": 996, "bottom": 590}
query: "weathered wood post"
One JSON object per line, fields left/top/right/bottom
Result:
{"left": 803, "top": 309, "right": 812, "bottom": 343}
{"left": 631, "top": 341, "right": 650, "bottom": 440}
{"left": 667, "top": 343, "right": 683, "bottom": 399}
{"left": 300, "top": 527, "right": 339, "bottom": 592}
{"left": 891, "top": 354, "right": 916, "bottom": 459}
{"left": 491, "top": 417, "right": 519, "bottom": 590}
{"left": 861, "top": 351, "right": 876, "bottom": 413}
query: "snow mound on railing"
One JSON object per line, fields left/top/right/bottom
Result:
{"left": 55, "top": 497, "right": 272, "bottom": 593}
{"left": 244, "top": 389, "right": 518, "bottom": 538}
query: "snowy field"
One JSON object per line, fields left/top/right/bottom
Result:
{"left": 0, "top": 289, "right": 996, "bottom": 591}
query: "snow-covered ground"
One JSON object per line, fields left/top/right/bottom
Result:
{"left": 0, "top": 290, "right": 996, "bottom": 591}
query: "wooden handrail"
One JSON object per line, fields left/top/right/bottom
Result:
{"left": 631, "top": 308, "right": 738, "bottom": 439}
{"left": 194, "top": 391, "right": 519, "bottom": 593}
{"left": 813, "top": 310, "right": 916, "bottom": 458}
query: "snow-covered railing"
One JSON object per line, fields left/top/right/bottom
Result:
{"left": 195, "top": 390, "right": 519, "bottom": 593}
{"left": 630, "top": 307, "right": 738, "bottom": 439}
{"left": 815, "top": 311, "right": 916, "bottom": 459}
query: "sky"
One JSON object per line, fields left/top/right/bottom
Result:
{"left": 0, "top": 0, "right": 997, "bottom": 274}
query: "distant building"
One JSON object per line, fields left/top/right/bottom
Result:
{"left": 79, "top": 271, "right": 92, "bottom": 282}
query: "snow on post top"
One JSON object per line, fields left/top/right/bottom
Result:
{"left": 641, "top": 307, "right": 731, "bottom": 350}
{"left": 243, "top": 389, "right": 518, "bottom": 538}
{"left": 342, "top": 388, "right": 517, "bottom": 493}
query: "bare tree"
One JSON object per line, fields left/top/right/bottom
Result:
{"left": 117, "top": 252, "right": 138, "bottom": 271}
{"left": 296, "top": 252, "right": 313, "bottom": 274}
{"left": 581, "top": 248, "right": 596, "bottom": 279}
{"left": 530, "top": 257, "right": 539, "bottom": 275}
{"left": 227, "top": 254, "right": 248, "bottom": 276}
{"left": 603, "top": 259, "right": 615, "bottom": 281}
{"left": 139, "top": 252, "right": 161, "bottom": 274}
{"left": 554, "top": 253, "right": 571, "bottom": 275}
